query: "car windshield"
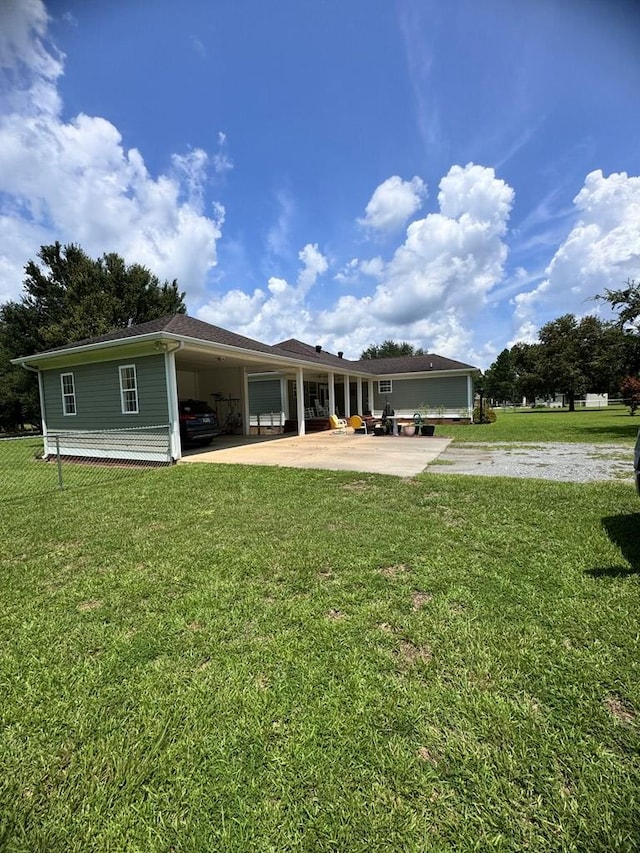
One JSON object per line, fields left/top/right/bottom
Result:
{"left": 180, "top": 400, "right": 214, "bottom": 414}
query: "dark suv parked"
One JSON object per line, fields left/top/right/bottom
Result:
{"left": 179, "top": 399, "right": 221, "bottom": 446}
{"left": 635, "top": 429, "right": 640, "bottom": 495}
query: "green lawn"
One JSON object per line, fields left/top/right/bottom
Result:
{"left": 437, "top": 405, "right": 640, "bottom": 445}
{"left": 1, "top": 439, "right": 639, "bottom": 851}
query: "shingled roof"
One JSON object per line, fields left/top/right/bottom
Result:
{"left": 352, "top": 353, "right": 477, "bottom": 374}
{"left": 32, "top": 316, "right": 477, "bottom": 374}
{"left": 41, "top": 314, "right": 286, "bottom": 358}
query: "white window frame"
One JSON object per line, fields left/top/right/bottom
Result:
{"left": 60, "top": 372, "right": 76, "bottom": 416}
{"left": 119, "top": 364, "right": 139, "bottom": 414}
{"left": 378, "top": 379, "right": 393, "bottom": 394}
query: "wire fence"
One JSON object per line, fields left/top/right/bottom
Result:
{"left": 1, "top": 426, "right": 173, "bottom": 504}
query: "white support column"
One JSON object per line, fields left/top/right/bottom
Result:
{"left": 280, "top": 377, "right": 289, "bottom": 420}
{"left": 164, "top": 351, "right": 181, "bottom": 460}
{"left": 356, "top": 377, "right": 363, "bottom": 415}
{"left": 328, "top": 372, "right": 336, "bottom": 415}
{"left": 296, "top": 367, "right": 306, "bottom": 436}
{"left": 467, "top": 374, "right": 474, "bottom": 420}
{"left": 368, "top": 379, "right": 375, "bottom": 415}
{"left": 343, "top": 374, "right": 350, "bottom": 419}
{"left": 242, "top": 367, "right": 250, "bottom": 435}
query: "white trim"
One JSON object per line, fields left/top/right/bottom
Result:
{"left": 242, "top": 368, "right": 250, "bottom": 436}
{"left": 295, "top": 367, "right": 305, "bottom": 436}
{"left": 119, "top": 364, "right": 139, "bottom": 414}
{"left": 343, "top": 373, "right": 350, "bottom": 418}
{"left": 165, "top": 350, "right": 182, "bottom": 460}
{"left": 60, "top": 372, "right": 77, "bottom": 416}
{"left": 38, "top": 370, "right": 48, "bottom": 437}
{"left": 328, "top": 372, "right": 336, "bottom": 416}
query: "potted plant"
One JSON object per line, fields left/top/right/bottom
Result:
{"left": 417, "top": 402, "right": 435, "bottom": 436}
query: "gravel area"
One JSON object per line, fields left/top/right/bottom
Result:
{"left": 426, "top": 442, "right": 636, "bottom": 484}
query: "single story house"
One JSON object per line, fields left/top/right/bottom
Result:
{"left": 12, "top": 314, "right": 478, "bottom": 462}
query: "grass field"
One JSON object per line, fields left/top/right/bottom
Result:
{"left": 436, "top": 405, "right": 640, "bottom": 444}
{"left": 1, "top": 416, "right": 639, "bottom": 851}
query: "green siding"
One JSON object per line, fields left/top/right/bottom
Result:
{"left": 43, "top": 354, "right": 169, "bottom": 431}
{"left": 373, "top": 376, "right": 468, "bottom": 411}
{"left": 248, "top": 379, "right": 282, "bottom": 413}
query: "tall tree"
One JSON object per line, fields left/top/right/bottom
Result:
{"left": 596, "top": 278, "right": 640, "bottom": 331}
{"left": 360, "top": 339, "right": 425, "bottom": 359}
{"left": 483, "top": 348, "right": 517, "bottom": 404}
{"left": 0, "top": 242, "right": 186, "bottom": 430}
{"left": 510, "top": 342, "right": 544, "bottom": 404}
{"left": 536, "top": 314, "right": 627, "bottom": 411}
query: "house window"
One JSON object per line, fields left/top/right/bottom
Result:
{"left": 378, "top": 379, "right": 393, "bottom": 394}
{"left": 61, "top": 373, "right": 76, "bottom": 415}
{"left": 119, "top": 364, "right": 139, "bottom": 414}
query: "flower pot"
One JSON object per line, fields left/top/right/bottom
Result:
{"left": 373, "top": 425, "right": 386, "bottom": 437}
{"left": 402, "top": 424, "right": 416, "bottom": 437}
{"left": 421, "top": 424, "right": 435, "bottom": 436}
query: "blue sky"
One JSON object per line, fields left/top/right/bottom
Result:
{"left": 1, "top": 0, "right": 639, "bottom": 367}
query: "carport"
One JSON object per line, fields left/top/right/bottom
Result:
{"left": 163, "top": 319, "right": 375, "bottom": 460}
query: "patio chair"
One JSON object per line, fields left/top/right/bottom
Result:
{"left": 329, "top": 414, "right": 348, "bottom": 433}
{"left": 348, "top": 414, "right": 367, "bottom": 434}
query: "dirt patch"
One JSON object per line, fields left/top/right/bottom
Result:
{"left": 326, "top": 608, "right": 345, "bottom": 620}
{"left": 412, "top": 591, "right": 433, "bottom": 610}
{"left": 380, "top": 563, "right": 411, "bottom": 578}
{"left": 342, "top": 479, "right": 373, "bottom": 492}
{"left": 416, "top": 746, "right": 439, "bottom": 766}
{"left": 604, "top": 695, "right": 636, "bottom": 725}
{"left": 397, "top": 639, "right": 432, "bottom": 665}
{"left": 77, "top": 599, "right": 102, "bottom": 612}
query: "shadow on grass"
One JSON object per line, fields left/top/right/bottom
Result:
{"left": 581, "top": 421, "right": 640, "bottom": 442}
{"left": 587, "top": 514, "right": 640, "bottom": 577}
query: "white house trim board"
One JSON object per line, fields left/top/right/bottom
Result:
{"left": 241, "top": 368, "right": 250, "bottom": 436}
{"left": 164, "top": 349, "right": 182, "bottom": 460}
{"left": 295, "top": 367, "right": 305, "bottom": 435}
{"left": 343, "top": 374, "right": 350, "bottom": 418}
{"left": 328, "top": 372, "right": 336, "bottom": 416}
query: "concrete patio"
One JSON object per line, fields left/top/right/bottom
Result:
{"left": 180, "top": 431, "right": 452, "bottom": 477}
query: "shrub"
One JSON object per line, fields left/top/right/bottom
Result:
{"left": 620, "top": 376, "right": 640, "bottom": 415}
{"left": 472, "top": 405, "right": 497, "bottom": 424}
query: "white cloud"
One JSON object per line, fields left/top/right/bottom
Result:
{"left": 359, "top": 175, "right": 427, "bottom": 232}
{"left": 325, "top": 163, "right": 514, "bottom": 329}
{"left": 297, "top": 243, "right": 328, "bottom": 294}
{"left": 512, "top": 169, "right": 640, "bottom": 326}
{"left": 0, "top": 0, "right": 224, "bottom": 302}
{"left": 334, "top": 256, "right": 384, "bottom": 284}
{"left": 197, "top": 244, "right": 326, "bottom": 343}
{"left": 197, "top": 163, "right": 513, "bottom": 362}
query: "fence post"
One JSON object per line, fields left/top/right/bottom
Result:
{"left": 55, "top": 435, "right": 64, "bottom": 490}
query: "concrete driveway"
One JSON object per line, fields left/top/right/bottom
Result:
{"left": 180, "top": 431, "right": 452, "bottom": 477}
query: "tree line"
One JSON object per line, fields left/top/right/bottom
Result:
{"left": 482, "top": 282, "right": 640, "bottom": 412}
